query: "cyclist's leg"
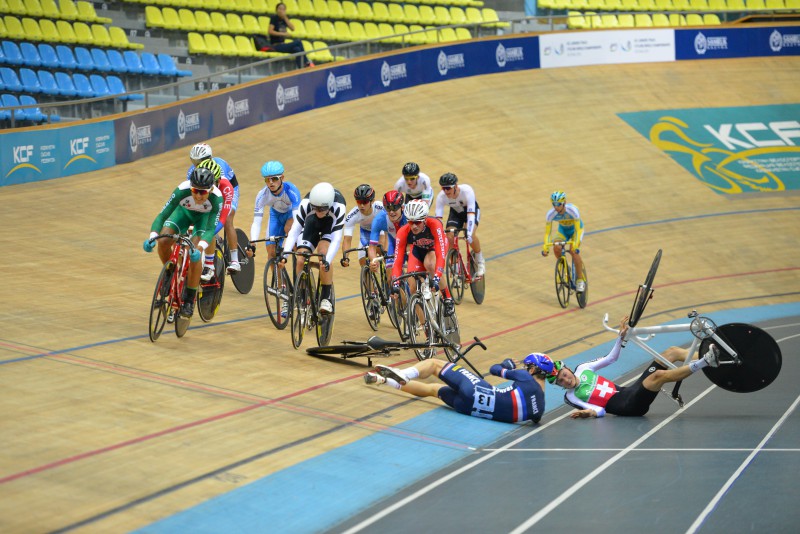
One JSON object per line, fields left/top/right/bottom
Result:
{"left": 357, "top": 231, "right": 369, "bottom": 267}
{"left": 445, "top": 208, "right": 461, "bottom": 249}
{"left": 470, "top": 205, "right": 484, "bottom": 274}
{"left": 156, "top": 208, "right": 183, "bottom": 263}
{"left": 553, "top": 229, "right": 568, "bottom": 260}
{"left": 571, "top": 222, "right": 585, "bottom": 282}
{"left": 424, "top": 249, "right": 451, "bottom": 300}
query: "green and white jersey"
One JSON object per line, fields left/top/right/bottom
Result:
{"left": 150, "top": 181, "right": 223, "bottom": 244}
{"left": 564, "top": 337, "right": 624, "bottom": 418}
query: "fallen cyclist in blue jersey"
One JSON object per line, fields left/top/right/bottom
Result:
{"left": 364, "top": 353, "right": 551, "bottom": 424}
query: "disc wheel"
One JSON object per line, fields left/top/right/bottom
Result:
{"left": 316, "top": 284, "right": 335, "bottom": 347}
{"left": 291, "top": 273, "right": 310, "bottom": 349}
{"left": 468, "top": 253, "right": 485, "bottom": 305}
{"left": 576, "top": 265, "right": 588, "bottom": 309}
{"left": 197, "top": 248, "right": 225, "bottom": 322}
{"left": 230, "top": 228, "right": 255, "bottom": 294}
{"left": 700, "top": 323, "right": 782, "bottom": 393}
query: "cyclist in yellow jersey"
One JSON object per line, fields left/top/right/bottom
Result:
{"left": 542, "top": 190, "right": 586, "bottom": 293}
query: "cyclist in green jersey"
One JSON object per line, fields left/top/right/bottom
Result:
{"left": 547, "top": 316, "right": 720, "bottom": 418}
{"left": 143, "top": 167, "right": 224, "bottom": 318}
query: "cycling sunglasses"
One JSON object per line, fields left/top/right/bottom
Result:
{"left": 192, "top": 187, "right": 211, "bottom": 195}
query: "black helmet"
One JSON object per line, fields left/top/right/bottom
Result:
{"left": 190, "top": 167, "right": 216, "bottom": 189}
{"left": 439, "top": 172, "right": 458, "bottom": 186}
{"left": 354, "top": 184, "right": 375, "bottom": 202}
{"left": 402, "top": 162, "right": 420, "bottom": 176}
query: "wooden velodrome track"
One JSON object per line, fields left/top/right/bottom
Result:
{"left": 1, "top": 55, "right": 799, "bottom": 532}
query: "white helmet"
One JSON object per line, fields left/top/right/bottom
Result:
{"left": 189, "top": 143, "right": 212, "bottom": 160}
{"left": 309, "top": 182, "right": 335, "bottom": 209}
{"left": 403, "top": 199, "right": 428, "bottom": 221}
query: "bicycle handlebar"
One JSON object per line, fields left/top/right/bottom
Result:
{"left": 149, "top": 234, "right": 197, "bottom": 251}
{"left": 250, "top": 235, "right": 287, "bottom": 244}
{"left": 394, "top": 271, "right": 430, "bottom": 284}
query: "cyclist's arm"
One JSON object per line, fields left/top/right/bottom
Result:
{"left": 391, "top": 227, "right": 409, "bottom": 279}
{"left": 324, "top": 204, "right": 347, "bottom": 265}
{"left": 434, "top": 191, "right": 446, "bottom": 219}
{"left": 150, "top": 185, "right": 184, "bottom": 232}
{"left": 282, "top": 209, "right": 304, "bottom": 255}
{"left": 565, "top": 389, "right": 605, "bottom": 418}
{"left": 421, "top": 180, "right": 434, "bottom": 208}
{"left": 542, "top": 221, "right": 553, "bottom": 252}
{"left": 429, "top": 218, "right": 447, "bottom": 279}
{"left": 464, "top": 186, "right": 477, "bottom": 240}
{"left": 582, "top": 337, "right": 624, "bottom": 373}
{"left": 214, "top": 179, "right": 234, "bottom": 233}
{"left": 250, "top": 188, "right": 268, "bottom": 242}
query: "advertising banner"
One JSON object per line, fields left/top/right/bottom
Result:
{"left": 675, "top": 26, "right": 800, "bottom": 60}
{"left": 539, "top": 29, "right": 675, "bottom": 68}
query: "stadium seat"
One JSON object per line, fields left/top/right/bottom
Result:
{"left": 22, "top": 18, "right": 44, "bottom": 41}
{"left": 746, "top": 0, "right": 767, "bottom": 8}
{"left": 89, "top": 73, "right": 110, "bottom": 97}
{"left": 73, "top": 21, "right": 95, "bottom": 45}
{"left": 195, "top": 11, "right": 213, "bottom": 33}
{"left": 20, "top": 42, "right": 42, "bottom": 67}
{"left": 296, "top": 0, "right": 314, "bottom": 17}
{"left": 106, "top": 48, "right": 128, "bottom": 74}
{"left": 4, "top": 16, "right": 25, "bottom": 40}
{"left": 72, "top": 72, "right": 94, "bottom": 97}
{"left": 438, "top": 27, "right": 457, "bottom": 42}
{"left": 37, "top": 43, "right": 59, "bottom": 68}
{"left": 377, "top": 22, "right": 397, "bottom": 43}
{"left": 333, "top": 20, "right": 352, "bottom": 41}
{"left": 157, "top": 53, "right": 192, "bottom": 76}
{"left": 0, "top": 66, "right": 23, "bottom": 92}
{"left": 209, "top": 12, "right": 229, "bottom": 33}
{"left": 55, "top": 21, "right": 78, "bottom": 44}
{"left": 387, "top": 3, "right": 405, "bottom": 24}
{"left": 290, "top": 18, "right": 307, "bottom": 39}
{"left": 59, "top": 0, "right": 80, "bottom": 20}
{"left": 21, "top": 94, "right": 56, "bottom": 122}
{"left": 686, "top": 13, "right": 704, "bottom": 24}
{"left": 481, "top": 8, "right": 510, "bottom": 28}
{"left": 304, "top": 19, "right": 322, "bottom": 40}
{"left": 688, "top": 0, "right": 710, "bottom": 9}
{"left": 39, "top": 18, "right": 59, "bottom": 43}
{"left": 407, "top": 24, "right": 428, "bottom": 45}
{"left": 219, "top": 34, "right": 238, "bottom": 56}
{"left": 668, "top": 13, "right": 687, "bottom": 25}
{"left": 372, "top": 2, "right": 390, "bottom": 22}
{"left": 55, "top": 44, "right": 78, "bottom": 70}
{"left": 313, "top": 0, "right": 331, "bottom": 18}
{"left": 433, "top": 6, "right": 452, "bottom": 25}
{"left": 708, "top": 0, "right": 726, "bottom": 9}
{"left": 203, "top": 33, "right": 224, "bottom": 56}
{"left": 234, "top": 35, "right": 258, "bottom": 58}
{"left": 107, "top": 74, "right": 143, "bottom": 101}
{"left": 348, "top": 21, "right": 366, "bottom": 41}
{"left": 242, "top": 14, "right": 260, "bottom": 34}
{"left": 110, "top": 26, "right": 143, "bottom": 49}
{"left": 20, "top": 67, "right": 42, "bottom": 93}
{"left": 140, "top": 51, "right": 162, "bottom": 75}
{"left": 703, "top": 13, "right": 722, "bottom": 23}
{"left": 418, "top": 6, "right": 436, "bottom": 25}
{"left": 2, "top": 41, "right": 24, "bottom": 66}
{"left": 320, "top": 20, "right": 338, "bottom": 41}
{"left": 1, "top": 93, "right": 26, "bottom": 122}
{"left": 24, "top": 0, "right": 45, "bottom": 18}
{"left": 652, "top": 13, "right": 670, "bottom": 26}
{"left": 90, "top": 48, "right": 112, "bottom": 72}
{"left": 363, "top": 21, "right": 380, "bottom": 40}
{"left": 766, "top": 0, "right": 787, "bottom": 8}
{"left": 77, "top": 1, "right": 112, "bottom": 24}
{"left": 123, "top": 50, "right": 145, "bottom": 73}
{"left": 672, "top": 0, "right": 690, "bottom": 9}
{"left": 36, "top": 69, "right": 60, "bottom": 95}
{"left": 40, "top": 0, "right": 61, "bottom": 20}
{"left": 54, "top": 70, "right": 78, "bottom": 97}
{"left": 342, "top": 1, "right": 359, "bottom": 20}
{"left": 178, "top": 9, "right": 198, "bottom": 31}
{"left": 357, "top": 1, "right": 374, "bottom": 21}
{"left": 449, "top": 7, "right": 467, "bottom": 25}
{"left": 145, "top": 6, "right": 166, "bottom": 29}
{"left": 91, "top": 24, "right": 111, "bottom": 47}
{"left": 74, "top": 46, "right": 95, "bottom": 70}
{"left": 454, "top": 26, "right": 471, "bottom": 40}
{"left": 634, "top": 13, "right": 652, "bottom": 26}
{"left": 187, "top": 31, "right": 207, "bottom": 54}
{"left": 465, "top": 7, "right": 482, "bottom": 24}
{"left": 6, "top": 0, "right": 26, "bottom": 16}
{"left": 328, "top": 0, "right": 345, "bottom": 19}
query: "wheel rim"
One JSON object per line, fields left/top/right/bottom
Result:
{"left": 555, "top": 258, "right": 570, "bottom": 308}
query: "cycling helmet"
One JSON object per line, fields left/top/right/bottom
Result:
{"left": 190, "top": 167, "right": 216, "bottom": 189}
{"left": 551, "top": 191, "right": 567, "bottom": 204}
{"left": 383, "top": 190, "right": 404, "bottom": 209}
{"left": 546, "top": 360, "right": 565, "bottom": 384}
{"left": 261, "top": 160, "right": 285, "bottom": 177}
{"left": 523, "top": 353, "right": 554, "bottom": 375}
{"left": 402, "top": 162, "right": 420, "bottom": 177}
{"left": 189, "top": 143, "right": 212, "bottom": 161}
{"left": 439, "top": 172, "right": 458, "bottom": 187}
{"left": 197, "top": 158, "right": 222, "bottom": 183}
{"left": 354, "top": 184, "right": 375, "bottom": 202}
{"left": 403, "top": 199, "right": 428, "bottom": 221}
{"left": 309, "top": 182, "right": 336, "bottom": 209}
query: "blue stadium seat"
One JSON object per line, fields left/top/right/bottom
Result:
{"left": 37, "top": 69, "right": 60, "bottom": 96}
{"left": 20, "top": 42, "right": 42, "bottom": 67}
{"left": 1, "top": 93, "right": 27, "bottom": 122}
{"left": 0, "top": 67, "right": 23, "bottom": 92}
{"left": 107, "top": 74, "right": 143, "bottom": 100}
{"left": 37, "top": 43, "right": 60, "bottom": 69}
{"left": 74, "top": 46, "right": 95, "bottom": 71}
{"left": 157, "top": 53, "right": 192, "bottom": 77}
{"left": 140, "top": 51, "right": 161, "bottom": 76}
{"left": 123, "top": 50, "right": 144, "bottom": 74}
{"left": 0, "top": 46, "right": 6, "bottom": 67}
{"left": 72, "top": 72, "right": 94, "bottom": 97}
{"left": 2, "top": 41, "right": 24, "bottom": 66}
{"left": 106, "top": 49, "right": 128, "bottom": 74}
{"left": 19, "top": 67, "right": 42, "bottom": 93}
{"left": 89, "top": 73, "right": 111, "bottom": 97}
{"left": 56, "top": 45, "right": 78, "bottom": 71}
{"left": 54, "top": 71, "right": 78, "bottom": 97}
{"left": 19, "top": 94, "right": 44, "bottom": 122}
{"left": 90, "top": 48, "right": 111, "bottom": 72}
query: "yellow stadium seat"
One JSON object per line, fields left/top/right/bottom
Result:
{"left": 601, "top": 13, "right": 619, "bottom": 26}
{"left": 24, "top": 0, "right": 44, "bottom": 18}
{"left": 357, "top": 1, "right": 374, "bottom": 21}
{"left": 783, "top": 0, "right": 798, "bottom": 10}
{"left": 164, "top": 8, "right": 183, "bottom": 30}
{"left": 703, "top": 12, "right": 722, "bottom": 22}
{"left": 708, "top": 0, "right": 726, "bottom": 9}
{"left": 620, "top": 0, "right": 637, "bottom": 10}
{"left": 726, "top": 0, "right": 745, "bottom": 8}
{"left": 283, "top": 0, "right": 300, "bottom": 14}
{"left": 378, "top": 21, "right": 397, "bottom": 42}
{"left": 328, "top": 0, "right": 344, "bottom": 18}
{"left": 313, "top": 0, "right": 331, "bottom": 18}
{"left": 342, "top": 0, "right": 359, "bottom": 20}
{"left": 110, "top": 25, "right": 144, "bottom": 49}
{"left": 234, "top": 35, "right": 258, "bottom": 57}
{"left": 59, "top": 0, "right": 79, "bottom": 20}
{"left": 418, "top": 5, "right": 436, "bottom": 24}
{"left": 333, "top": 20, "right": 353, "bottom": 40}
{"left": 304, "top": 19, "right": 322, "bottom": 39}
{"left": 388, "top": 3, "right": 405, "bottom": 23}
{"left": 55, "top": 19, "right": 77, "bottom": 42}
{"left": 6, "top": 0, "right": 25, "bottom": 15}
{"left": 634, "top": 13, "right": 652, "bottom": 25}
{"left": 372, "top": 2, "right": 390, "bottom": 22}
{"left": 236, "top": 0, "right": 256, "bottom": 12}
{"left": 91, "top": 23, "right": 111, "bottom": 46}
{"left": 146, "top": 6, "right": 166, "bottom": 28}
{"left": 652, "top": 12, "right": 670, "bottom": 25}
{"left": 402, "top": 23, "right": 423, "bottom": 45}
{"left": 319, "top": 19, "right": 337, "bottom": 40}
{"left": 455, "top": 26, "right": 471, "bottom": 40}
{"left": 688, "top": 0, "right": 710, "bottom": 9}
{"left": 654, "top": 0, "right": 674, "bottom": 9}
{"left": 77, "top": 1, "right": 111, "bottom": 23}
{"left": 72, "top": 21, "right": 93, "bottom": 44}
{"left": 22, "top": 17, "right": 43, "bottom": 40}
{"left": 314, "top": 41, "right": 338, "bottom": 62}
{"left": 296, "top": 0, "right": 314, "bottom": 17}
{"left": 668, "top": 12, "right": 687, "bottom": 24}
{"left": 40, "top": 0, "right": 60, "bottom": 19}
{"left": 585, "top": 11, "right": 602, "bottom": 28}
{"left": 205, "top": 0, "right": 221, "bottom": 9}
{"left": 210, "top": 12, "right": 229, "bottom": 32}
{"left": 219, "top": 34, "right": 238, "bottom": 56}
{"left": 585, "top": 0, "right": 604, "bottom": 9}
{"left": 363, "top": 21, "right": 380, "bottom": 39}
{"left": 671, "top": 0, "right": 690, "bottom": 9}
{"left": 188, "top": 31, "right": 208, "bottom": 53}
{"left": 637, "top": 0, "right": 657, "bottom": 10}
{"left": 481, "top": 7, "right": 509, "bottom": 27}
{"left": 618, "top": 13, "right": 635, "bottom": 25}
{"left": 404, "top": 4, "right": 421, "bottom": 24}
{"left": 39, "top": 18, "right": 59, "bottom": 41}
{"left": 242, "top": 14, "right": 260, "bottom": 33}
{"left": 567, "top": 10, "right": 586, "bottom": 29}
{"left": 438, "top": 26, "right": 457, "bottom": 42}
{"left": 203, "top": 33, "right": 224, "bottom": 55}
{"left": 250, "top": 0, "right": 268, "bottom": 11}
{"left": 195, "top": 11, "right": 213, "bottom": 32}
{"left": 449, "top": 7, "right": 467, "bottom": 24}
{"left": 746, "top": 0, "right": 766, "bottom": 8}
{"left": 220, "top": 0, "right": 237, "bottom": 11}
{"left": 433, "top": 6, "right": 451, "bottom": 24}
{"left": 348, "top": 20, "right": 366, "bottom": 40}
{"left": 685, "top": 12, "right": 704, "bottom": 23}
{"left": 3, "top": 15, "right": 24, "bottom": 39}
{"left": 179, "top": 9, "right": 198, "bottom": 31}
{"left": 226, "top": 12, "right": 245, "bottom": 33}
{"left": 465, "top": 6, "right": 482, "bottom": 23}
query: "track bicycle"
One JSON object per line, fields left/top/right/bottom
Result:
{"left": 254, "top": 235, "right": 296, "bottom": 330}
{"left": 306, "top": 335, "right": 487, "bottom": 378}
{"left": 546, "top": 240, "right": 588, "bottom": 309}
{"left": 147, "top": 233, "right": 198, "bottom": 341}
{"left": 395, "top": 271, "right": 460, "bottom": 362}
{"left": 221, "top": 227, "right": 255, "bottom": 294}
{"left": 444, "top": 227, "right": 485, "bottom": 305}
{"left": 602, "top": 249, "right": 782, "bottom": 406}
{"left": 287, "top": 250, "right": 335, "bottom": 349}
{"left": 342, "top": 246, "right": 405, "bottom": 334}
{"left": 196, "top": 235, "right": 226, "bottom": 322}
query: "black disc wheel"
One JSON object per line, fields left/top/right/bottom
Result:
{"left": 700, "top": 323, "right": 782, "bottom": 393}
{"left": 576, "top": 265, "right": 588, "bottom": 309}
{"left": 316, "top": 284, "right": 335, "bottom": 347}
{"left": 468, "top": 253, "right": 485, "bottom": 305}
{"left": 230, "top": 228, "right": 255, "bottom": 294}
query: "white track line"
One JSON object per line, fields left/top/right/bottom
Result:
{"left": 685, "top": 393, "right": 800, "bottom": 534}
{"left": 484, "top": 448, "right": 800, "bottom": 452}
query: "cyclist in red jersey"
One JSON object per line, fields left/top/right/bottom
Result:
{"left": 391, "top": 199, "right": 455, "bottom": 316}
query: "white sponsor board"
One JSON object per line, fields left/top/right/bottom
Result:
{"left": 540, "top": 30, "right": 675, "bottom": 69}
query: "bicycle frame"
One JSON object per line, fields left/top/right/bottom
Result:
{"left": 447, "top": 227, "right": 476, "bottom": 284}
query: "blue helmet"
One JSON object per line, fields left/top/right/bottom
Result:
{"left": 261, "top": 160, "right": 285, "bottom": 178}
{"left": 551, "top": 191, "right": 566, "bottom": 204}
{"left": 523, "top": 352, "right": 554, "bottom": 374}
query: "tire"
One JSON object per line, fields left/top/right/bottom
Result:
{"left": 555, "top": 256, "right": 570, "bottom": 309}
{"left": 148, "top": 263, "right": 174, "bottom": 342}
{"left": 390, "top": 281, "right": 410, "bottom": 341}
{"left": 291, "top": 272, "right": 310, "bottom": 349}
{"left": 264, "top": 258, "right": 291, "bottom": 330}
{"left": 700, "top": 323, "right": 782, "bottom": 393}
{"left": 381, "top": 266, "right": 401, "bottom": 330}
{"left": 305, "top": 344, "right": 371, "bottom": 357}
{"left": 468, "top": 253, "right": 485, "bottom": 305}
{"left": 407, "top": 293, "right": 434, "bottom": 360}
{"left": 576, "top": 264, "right": 588, "bottom": 309}
{"left": 629, "top": 249, "right": 661, "bottom": 327}
{"left": 445, "top": 248, "right": 465, "bottom": 305}
{"left": 360, "top": 267, "right": 380, "bottom": 331}
{"left": 316, "top": 283, "right": 335, "bottom": 347}
{"left": 437, "top": 299, "right": 461, "bottom": 362}
{"left": 229, "top": 228, "right": 255, "bottom": 294}
{"left": 197, "top": 248, "right": 225, "bottom": 322}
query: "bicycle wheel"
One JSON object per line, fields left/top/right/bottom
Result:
{"left": 359, "top": 267, "right": 380, "bottom": 331}
{"left": 306, "top": 344, "right": 372, "bottom": 357}
{"left": 230, "top": 228, "right": 255, "bottom": 294}
{"left": 468, "top": 253, "right": 485, "bottom": 305}
{"left": 629, "top": 249, "right": 662, "bottom": 327}
{"left": 291, "top": 272, "right": 310, "bottom": 349}
{"left": 407, "top": 293, "right": 435, "bottom": 360}
{"left": 316, "top": 283, "right": 335, "bottom": 347}
{"left": 445, "top": 248, "right": 465, "bottom": 305}
{"left": 576, "top": 264, "right": 588, "bottom": 309}
{"left": 382, "top": 267, "right": 401, "bottom": 330}
{"left": 264, "top": 258, "right": 292, "bottom": 330}
{"left": 148, "top": 263, "right": 174, "bottom": 342}
{"left": 197, "top": 248, "right": 225, "bottom": 322}
{"left": 555, "top": 256, "right": 571, "bottom": 308}
{"left": 437, "top": 299, "right": 461, "bottom": 362}
{"left": 391, "top": 281, "right": 410, "bottom": 341}
{"left": 700, "top": 323, "right": 782, "bottom": 393}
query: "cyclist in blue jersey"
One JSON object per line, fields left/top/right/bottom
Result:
{"left": 365, "top": 354, "right": 548, "bottom": 424}
{"left": 248, "top": 160, "right": 302, "bottom": 263}
{"left": 542, "top": 190, "right": 586, "bottom": 293}
{"left": 367, "top": 189, "right": 406, "bottom": 273}
{"left": 340, "top": 184, "right": 384, "bottom": 268}
{"left": 187, "top": 143, "right": 243, "bottom": 279}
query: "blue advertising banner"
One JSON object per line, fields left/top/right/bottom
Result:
{"left": 114, "top": 111, "right": 165, "bottom": 163}
{"left": 0, "top": 121, "right": 115, "bottom": 187}
{"left": 675, "top": 25, "right": 800, "bottom": 60}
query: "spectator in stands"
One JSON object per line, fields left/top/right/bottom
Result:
{"left": 264, "top": 2, "right": 313, "bottom": 69}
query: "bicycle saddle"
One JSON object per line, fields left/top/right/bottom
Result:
{"left": 366, "top": 336, "right": 398, "bottom": 350}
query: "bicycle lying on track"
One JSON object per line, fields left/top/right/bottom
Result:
{"left": 546, "top": 240, "right": 588, "bottom": 309}
{"left": 604, "top": 249, "right": 782, "bottom": 406}
{"left": 445, "top": 227, "right": 485, "bottom": 305}
{"left": 147, "top": 233, "right": 197, "bottom": 341}
{"left": 342, "top": 246, "right": 405, "bottom": 335}
{"left": 287, "top": 250, "right": 335, "bottom": 349}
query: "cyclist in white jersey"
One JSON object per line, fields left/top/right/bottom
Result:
{"left": 248, "top": 160, "right": 303, "bottom": 263}
{"left": 434, "top": 172, "right": 485, "bottom": 277}
{"left": 546, "top": 316, "right": 721, "bottom": 418}
{"left": 340, "top": 184, "right": 385, "bottom": 268}
{"left": 542, "top": 190, "right": 585, "bottom": 292}
{"left": 394, "top": 162, "right": 434, "bottom": 208}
